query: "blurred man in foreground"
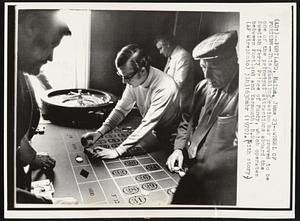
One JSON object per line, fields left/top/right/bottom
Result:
{"left": 17, "top": 9, "right": 77, "bottom": 204}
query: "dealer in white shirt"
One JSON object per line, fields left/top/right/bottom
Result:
{"left": 81, "top": 44, "right": 181, "bottom": 159}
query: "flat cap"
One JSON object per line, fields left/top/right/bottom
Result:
{"left": 193, "top": 30, "right": 238, "bottom": 60}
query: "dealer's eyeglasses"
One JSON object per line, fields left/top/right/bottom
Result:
{"left": 116, "top": 70, "right": 139, "bottom": 81}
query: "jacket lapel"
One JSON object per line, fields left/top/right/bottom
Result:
{"left": 190, "top": 90, "right": 229, "bottom": 152}
{"left": 208, "top": 91, "right": 229, "bottom": 125}
{"left": 208, "top": 72, "right": 239, "bottom": 126}
{"left": 189, "top": 74, "right": 238, "bottom": 155}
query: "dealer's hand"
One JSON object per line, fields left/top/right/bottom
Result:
{"left": 81, "top": 131, "right": 102, "bottom": 147}
{"left": 31, "top": 153, "right": 56, "bottom": 170}
{"left": 166, "top": 149, "right": 183, "bottom": 172}
{"left": 92, "top": 146, "right": 119, "bottom": 159}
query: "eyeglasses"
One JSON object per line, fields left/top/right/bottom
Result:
{"left": 116, "top": 70, "right": 139, "bottom": 81}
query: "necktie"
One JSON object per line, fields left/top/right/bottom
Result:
{"left": 187, "top": 88, "right": 223, "bottom": 158}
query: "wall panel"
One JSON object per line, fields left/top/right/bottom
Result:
{"left": 89, "top": 10, "right": 174, "bottom": 97}
{"left": 89, "top": 10, "right": 239, "bottom": 97}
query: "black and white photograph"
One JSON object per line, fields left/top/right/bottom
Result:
{"left": 3, "top": 2, "right": 296, "bottom": 219}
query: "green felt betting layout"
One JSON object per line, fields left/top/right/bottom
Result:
{"left": 59, "top": 126, "right": 180, "bottom": 206}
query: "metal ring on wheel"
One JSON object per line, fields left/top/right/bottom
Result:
{"left": 41, "top": 88, "right": 117, "bottom": 128}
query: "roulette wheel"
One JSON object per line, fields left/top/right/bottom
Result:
{"left": 41, "top": 88, "right": 117, "bottom": 128}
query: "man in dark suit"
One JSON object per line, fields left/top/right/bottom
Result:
{"left": 16, "top": 9, "right": 77, "bottom": 204}
{"left": 166, "top": 31, "right": 239, "bottom": 205}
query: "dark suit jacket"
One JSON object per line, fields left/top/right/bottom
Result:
{"left": 16, "top": 72, "right": 51, "bottom": 204}
{"left": 172, "top": 70, "right": 238, "bottom": 205}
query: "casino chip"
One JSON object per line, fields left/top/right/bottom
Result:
{"left": 167, "top": 187, "right": 176, "bottom": 195}
{"left": 75, "top": 156, "right": 83, "bottom": 163}
{"left": 178, "top": 171, "right": 186, "bottom": 177}
{"left": 173, "top": 166, "right": 186, "bottom": 177}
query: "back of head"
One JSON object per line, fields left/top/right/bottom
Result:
{"left": 17, "top": 9, "right": 71, "bottom": 74}
{"left": 115, "top": 44, "right": 151, "bottom": 72}
{"left": 155, "top": 34, "right": 177, "bottom": 47}
{"left": 18, "top": 9, "right": 71, "bottom": 38}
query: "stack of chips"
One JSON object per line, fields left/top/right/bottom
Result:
{"left": 173, "top": 166, "right": 186, "bottom": 177}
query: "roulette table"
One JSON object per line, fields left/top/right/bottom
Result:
{"left": 31, "top": 116, "right": 181, "bottom": 206}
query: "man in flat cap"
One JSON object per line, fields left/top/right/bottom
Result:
{"left": 166, "top": 30, "right": 239, "bottom": 205}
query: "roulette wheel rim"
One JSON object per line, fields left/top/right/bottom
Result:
{"left": 41, "top": 88, "right": 117, "bottom": 127}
